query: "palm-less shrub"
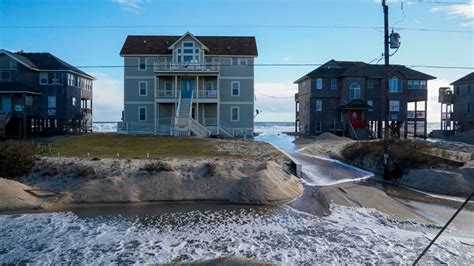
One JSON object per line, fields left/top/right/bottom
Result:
{"left": 140, "top": 161, "right": 174, "bottom": 173}
{"left": 0, "top": 141, "right": 40, "bottom": 179}
{"left": 341, "top": 139, "right": 445, "bottom": 176}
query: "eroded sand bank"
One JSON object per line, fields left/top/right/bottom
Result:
{"left": 0, "top": 157, "right": 303, "bottom": 213}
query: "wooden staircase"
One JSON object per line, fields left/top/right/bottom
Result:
{"left": 348, "top": 121, "right": 373, "bottom": 140}
{"left": 174, "top": 91, "right": 210, "bottom": 137}
{"left": 0, "top": 110, "right": 13, "bottom": 138}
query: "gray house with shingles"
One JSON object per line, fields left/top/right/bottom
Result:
{"left": 295, "top": 60, "right": 436, "bottom": 139}
{"left": 0, "top": 49, "right": 94, "bottom": 138}
{"left": 439, "top": 73, "right": 474, "bottom": 132}
{"left": 118, "top": 32, "right": 258, "bottom": 137}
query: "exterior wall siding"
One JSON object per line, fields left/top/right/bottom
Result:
{"left": 297, "top": 73, "right": 429, "bottom": 136}
{"left": 121, "top": 36, "right": 256, "bottom": 136}
{"left": 452, "top": 82, "right": 474, "bottom": 131}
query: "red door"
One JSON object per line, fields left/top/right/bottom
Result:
{"left": 349, "top": 110, "right": 362, "bottom": 128}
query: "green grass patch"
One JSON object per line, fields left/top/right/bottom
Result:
{"left": 44, "top": 134, "right": 237, "bottom": 159}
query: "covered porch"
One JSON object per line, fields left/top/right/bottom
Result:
{"left": 156, "top": 102, "right": 219, "bottom": 136}
{"left": 336, "top": 99, "right": 374, "bottom": 140}
{"left": 0, "top": 83, "right": 41, "bottom": 138}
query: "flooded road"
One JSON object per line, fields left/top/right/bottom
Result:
{"left": 255, "top": 133, "right": 373, "bottom": 186}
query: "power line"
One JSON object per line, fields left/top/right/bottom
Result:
{"left": 1, "top": 63, "right": 473, "bottom": 70}
{"left": 1, "top": 25, "right": 472, "bottom": 33}
{"left": 256, "top": 91, "right": 295, "bottom": 99}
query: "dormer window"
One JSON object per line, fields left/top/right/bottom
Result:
{"left": 175, "top": 41, "right": 201, "bottom": 63}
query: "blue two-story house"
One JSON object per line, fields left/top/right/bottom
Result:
{"left": 0, "top": 49, "right": 94, "bottom": 138}
{"left": 119, "top": 32, "right": 258, "bottom": 137}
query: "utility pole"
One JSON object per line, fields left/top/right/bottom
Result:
{"left": 382, "top": 0, "right": 390, "bottom": 178}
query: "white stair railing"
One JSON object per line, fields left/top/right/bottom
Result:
{"left": 219, "top": 120, "right": 234, "bottom": 137}
{"left": 189, "top": 117, "right": 211, "bottom": 137}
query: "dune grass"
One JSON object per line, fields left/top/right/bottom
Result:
{"left": 44, "top": 134, "right": 235, "bottom": 159}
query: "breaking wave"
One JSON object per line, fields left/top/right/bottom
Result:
{"left": 0, "top": 205, "right": 471, "bottom": 264}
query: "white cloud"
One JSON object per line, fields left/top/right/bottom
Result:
{"left": 283, "top": 57, "right": 291, "bottom": 62}
{"left": 112, "top": 0, "right": 145, "bottom": 13}
{"left": 431, "top": 0, "right": 474, "bottom": 26}
{"left": 255, "top": 82, "right": 297, "bottom": 122}
{"left": 90, "top": 72, "right": 123, "bottom": 121}
{"left": 426, "top": 78, "right": 452, "bottom": 123}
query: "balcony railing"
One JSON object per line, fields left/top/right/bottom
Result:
{"left": 204, "top": 117, "right": 217, "bottom": 126}
{"left": 154, "top": 62, "right": 219, "bottom": 73}
{"left": 156, "top": 89, "right": 176, "bottom": 98}
{"left": 408, "top": 111, "right": 426, "bottom": 119}
{"left": 157, "top": 117, "right": 173, "bottom": 126}
{"left": 156, "top": 88, "right": 217, "bottom": 99}
{"left": 197, "top": 89, "right": 217, "bottom": 99}
{"left": 82, "top": 108, "right": 92, "bottom": 115}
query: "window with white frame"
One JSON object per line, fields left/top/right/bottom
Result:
{"left": 315, "top": 99, "right": 322, "bottom": 111}
{"left": 40, "top": 73, "right": 48, "bottom": 85}
{"left": 331, "top": 79, "right": 337, "bottom": 90}
{"left": 231, "top": 58, "right": 247, "bottom": 66}
{"left": 390, "top": 76, "right": 400, "bottom": 92}
{"left": 139, "top": 57, "right": 146, "bottom": 70}
{"left": 48, "top": 96, "right": 56, "bottom": 108}
{"left": 408, "top": 80, "right": 427, "bottom": 90}
{"left": 139, "top": 106, "right": 147, "bottom": 121}
{"left": 350, "top": 82, "right": 361, "bottom": 99}
{"left": 316, "top": 78, "right": 323, "bottom": 90}
{"left": 367, "top": 79, "right": 374, "bottom": 89}
{"left": 164, "top": 81, "right": 172, "bottom": 96}
{"left": 315, "top": 121, "right": 322, "bottom": 133}
{"left": 72, "top": 97, "right": 76, "bottom": 106}
{"left": 231, "top": 107, "right": 239, "bottom": 121}
{"left": 231, "top": 81, "right": 240, "bottom": 96}
{"left": 73, "top": 75, "right": 78, "bottom": 87}
{"left": 367, "top": 100, "right": 373, "bottom": 111}
{"left": 139, "top": 81, "right": 147, "bottom": 96}
{"left": 389, "top": 100, "right": 400, "bottom": 112}
{"left": 0, "top": 71, "right": 11, "bottom": 81}
{"left": 175, "top": 41, "right": 200, "bottom": 63}
{"left": 48, "top": 73, "right": 63, "bottom": 84}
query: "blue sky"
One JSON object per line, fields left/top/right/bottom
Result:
{"left": 1, "top": 0, "right": 473, "bottom": 122}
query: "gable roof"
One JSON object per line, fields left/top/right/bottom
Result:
{"left": 295, "top": 59, "right": 436, "bottom": 83}
{"left": 120, "top": 35, "right": 258, "bottom": 56}
{"left": 337, "top": 99, "right": 374, "bottom": 110}
{"left": 451, "top": 72, "right": 474, "bottom": 85}
{"left": 0, "top": 49, "right": 94, "bottom": 79}
{"left": 168, "top": 32, "right": 209, "bottom": 51}
{"left": 0, "top": 49, "right": 37, "bottom": 70}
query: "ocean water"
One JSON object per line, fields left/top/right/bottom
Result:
{"left": 0, "top": 204, "right": 472, "bottom": 264}
{"left": 93, "top": 121, "right": 441, "bottom": 135}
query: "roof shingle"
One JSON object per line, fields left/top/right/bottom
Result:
{"left": 295, "top": 59, "right": 436, "bottom": 83}
{"left": 120, "top": 35, "right": 258, "bottom": 56}
{"left": 451, "top": 72, "right": 474, "bottom": 85}
{"left": 15, "top": 52, "right": 94, "bottom": 79}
